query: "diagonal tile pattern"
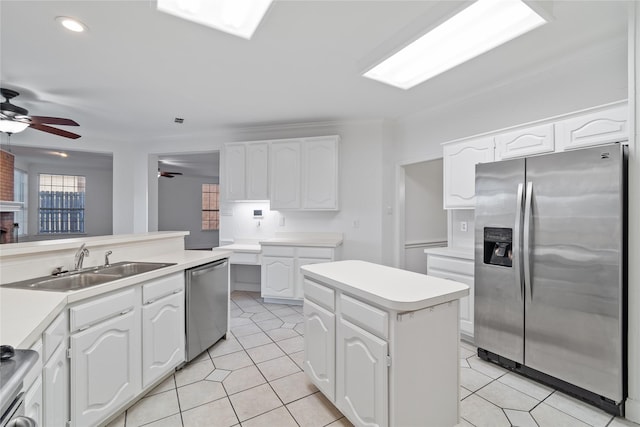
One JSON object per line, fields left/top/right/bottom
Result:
{"left": 106, "top": 291, "right": 639, "bottom": 427}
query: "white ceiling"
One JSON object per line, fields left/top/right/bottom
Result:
{"left": 0, "top": 0, "right": 629, "bottom": 148}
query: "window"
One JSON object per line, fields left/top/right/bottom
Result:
{"left": 13, "top": 168, "right": 28, "bottom": 236}
{"left": 202, "top": 183, "right": 219, "bottom": 230}
{"left": 39, "top": 174, "right": 85, "bottom": 234}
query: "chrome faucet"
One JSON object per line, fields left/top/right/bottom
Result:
{"left": 74, "top": 244, "right": 90, "bottom": 271}
{"left": 104, "top": 250, "right": 112, "bottom": 267}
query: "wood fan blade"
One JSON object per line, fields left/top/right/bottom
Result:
{"left": 30, "top": 116, "right": 79, "bottom": 126}
{"left": 29, "top": 122, "right": 81, "bottom": 139}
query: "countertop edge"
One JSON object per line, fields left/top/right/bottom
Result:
{"left": 301, "top": 262, "right": 469, "bottom": 312}
{"left": 424, "top": 246, "right": 474, "bottom": 260}
{"left": 1, "top": 249, "right": 231, "bottom": 348}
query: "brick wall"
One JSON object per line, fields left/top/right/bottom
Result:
{"left": 0, "top": 149, "right": 15, "bottom": 243}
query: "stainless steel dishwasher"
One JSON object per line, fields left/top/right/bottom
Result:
{"left": 185, "top": 258, "right": 229, "bottom": 362}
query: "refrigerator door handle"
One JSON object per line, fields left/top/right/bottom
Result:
{"left": 514, "top": 183, "right": 524, "bottom": 300}
{"left": 523, "top": 181, "right": 533, "bottom": 299}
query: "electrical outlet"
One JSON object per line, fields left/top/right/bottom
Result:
{"left": 279, "top": 216, "right": 285, "bottom": 227}
{"left": 353, "top": 219, "right": 360, "bottom": 229}
{"left": 460, "top": 221, "right": 468, "bottom": 232}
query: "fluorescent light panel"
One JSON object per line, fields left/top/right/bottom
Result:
{"left": 364, "top": 0, "right": 547, "bottom": 90}
{"left": 157, "top": 0, "right": 273, "bottom": 40}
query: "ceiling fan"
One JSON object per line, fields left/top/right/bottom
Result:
{"left": 0, "top": 88, "right": 81, "bottom": 139}
{"left": 158, "top": 170, "right": 183, "bottom": 178}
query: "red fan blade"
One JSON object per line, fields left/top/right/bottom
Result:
{"left": 29, "top": 123, "right": 81, "bottom": 139}
{"left": 30, "top": 116, "right": 79, "bottom": 126}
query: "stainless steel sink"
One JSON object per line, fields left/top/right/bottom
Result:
{"left": 1, "top": 261, "right": 176, "bottom": 292}
{"left": 94, "top": 262, "right": 173, "bottom": 277}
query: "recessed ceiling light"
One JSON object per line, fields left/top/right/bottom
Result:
{"left": 157, "top": 0, "right": 273, "bottom": 40}
{"left": 56, "top": 16, "right": 87, "bottom": 33}
{"left": 363, "top": 0, "right": 547, "bottom": 90}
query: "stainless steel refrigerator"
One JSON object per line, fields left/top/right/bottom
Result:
{"left": 474, "top": 143, "right": 627, "bottom": 415}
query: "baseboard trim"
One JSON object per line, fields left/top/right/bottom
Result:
{"left": 625, "top": 397, "right": 640, "bottom": 423}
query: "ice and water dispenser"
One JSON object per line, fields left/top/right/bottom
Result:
{"left": 483, "top": 227, "right": 513, "bottom": 267}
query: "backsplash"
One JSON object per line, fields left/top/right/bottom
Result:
{"left": 450, "top": 209, "right": 475, "bottom": 250}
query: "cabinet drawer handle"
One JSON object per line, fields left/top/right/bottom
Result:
{"left": 120, "top": 308, "right": 132, "bottom": 315}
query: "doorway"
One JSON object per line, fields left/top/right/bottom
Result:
{"left": 402, "top": 158, "right": 447, "bottom": 273}
{"left": 157, "top": 151, "right": 220, "bottom": 250}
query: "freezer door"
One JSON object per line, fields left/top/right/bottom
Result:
{"left": 475, "top": 158, "right": 525, "bottom": 364}
{"left": 524, "top": 144, "right": 624, "bottom": 402}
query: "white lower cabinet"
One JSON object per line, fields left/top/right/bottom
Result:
{"left": 142, "top": 288, "right": 185, "bottom": 388}
{"left": 303, "top": 299, "right": 335, "bottom": 401}
{"left": 426, "top": 252, "right": 475, "bottom": 340}
{"left": 262, "top": 246, "right": 337, "bottom": 302}
{"left": 71, "top": 308, "right": 141, "bottom": 427}
{"left": 44, "top": 342, "right": 69, "bottom": 427}
{"left": 337, "top": 318, "right": 388, "bottom": 427}
{"left": 262, "top": 256, "right": 296, "bottom": 298}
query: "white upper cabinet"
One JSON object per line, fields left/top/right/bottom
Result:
{"left": 224, "top": 142, "right": 269, "bottom": 201}
{"left": 270, "top": 136, "right": 340, "bottom": 211}
{"left": 443, "top": 137, "right": 494, "bottom": 209}
{"left": 495, "top": 123, "right": 555, "bottom": 160}
{"left": 302, "top": 136, "right": 339, "bottom": 210}
{"left": 556, "top": 105, "right": 629, "bottom": 151}
{"left": 246, "top": 142, "right": 269, "bottom": 200}
{"left": 224, "top": 143, "right": 246, "bottom": 201}
{"left": 270, "top": 141, "right": 302, "bottom": 209}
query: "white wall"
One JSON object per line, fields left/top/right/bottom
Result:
{"left": 158, "top": 175, "right": 219, "bottom": 249}
{"left": 24, "top": 161, "right": 113, "bottom": 239}
{"left": 220, "top": 120, "right": 387, "bottom": 263}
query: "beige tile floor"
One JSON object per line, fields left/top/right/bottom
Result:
{"left": 107, "top": 291, "right": 640, "bottom": 427}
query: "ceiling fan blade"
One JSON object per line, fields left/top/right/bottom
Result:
{"left": 30, "top": 116, "right": 79, "bottom": 126}
{"left": 29, "top": 123, "right": 81, "bottom": 139}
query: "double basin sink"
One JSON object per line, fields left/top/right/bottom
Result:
{"left": 1, "top": 261, "right": 176, "bottom": 292}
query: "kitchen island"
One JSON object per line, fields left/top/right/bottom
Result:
{"left": 301, "top": 260, "right": 469, "bottom": 427}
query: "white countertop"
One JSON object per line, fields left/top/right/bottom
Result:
{"left": 221, "top": 243, "right": 262, "bottom": 253}
{"left": 260, "top": 232, "right": 343, "bottom": 248}
{"left": 424, "top": 246, "right": 474, "bottom": 260}
{"left": 0, "top": 248, "right": 231, "bottom": 348}
{"left": 301, "top": 260, "right": 469, "bottom": 312}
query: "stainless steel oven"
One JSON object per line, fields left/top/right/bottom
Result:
{"left": 0, "top": 346, "right": 38, "bottom": 427}
{"left": 1, "top": 392, "right": 36, "bottom": 427}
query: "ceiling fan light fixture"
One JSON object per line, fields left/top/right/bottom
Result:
{"left": 0, "top": 119, "right": 29, "bottom": 134}
{"left": 363, "top": 0, "right": 547, "bottom": 89}
{"left": 157, "top": 0, "right": 273, "bottom": 40}
{"left": 56, "top": 16, "right": 87, "bottom": 33}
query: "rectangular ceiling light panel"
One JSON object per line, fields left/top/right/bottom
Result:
{"left": 157, "top": 0, "right": 273, "bottom": 40}
{"left": 364, "top": 0, "right": 547, "bottom": 90}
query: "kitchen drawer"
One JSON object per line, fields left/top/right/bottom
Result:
{"left": 229, "top": 252, "right": 261, "bottom": 265}
{"left": 297, "top": 247, "right": 334, "bottom": 259}
{"left": 142, "top": 273, "right": 184, "bottom": 304}
{"left": 340, "top": 294, "right": 388, "bottom": 339}
{"left": 70, "top": 288, "right": 136, "bottom": 332}
{"left": 304, "top": 278, "right": 335, "bottom": 311}
{"left": 427, "top": 255, "right": 474, "bottom": 277}
{"left": 262, "top": 245, "right": 295, "bottom": 257}
{"left": 43, "top": 311, "right": 67, "bottom": 361}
